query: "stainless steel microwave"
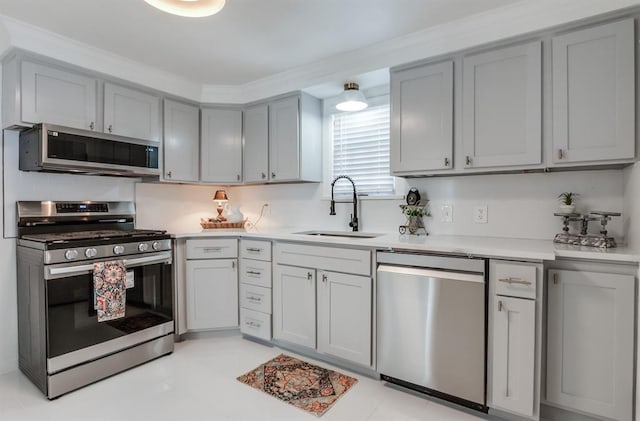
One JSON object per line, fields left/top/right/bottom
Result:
{"left": 19, "top": 123, "right": 160, "bottom": 177}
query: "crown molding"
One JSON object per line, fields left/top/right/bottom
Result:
{"left": 0, "top": 14, "right": 202, "bottom": 101}
{"left": 1, "top": 0, "right": 639, "bottom": 105}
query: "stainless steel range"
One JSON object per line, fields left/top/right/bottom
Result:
{"left": 16, "top": 201, "right": 174, "bottom": 399}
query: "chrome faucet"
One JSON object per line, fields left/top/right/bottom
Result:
{"left": 330, "top": 175, "right": 358, "bottom": 232}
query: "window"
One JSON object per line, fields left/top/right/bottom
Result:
{"left": 330, "top": 103, "right": 395, "bottom": 196}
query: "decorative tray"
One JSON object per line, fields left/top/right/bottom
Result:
{"left": 200, "top": 218, "right": 247, "bottom": 229}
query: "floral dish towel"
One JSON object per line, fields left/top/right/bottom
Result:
{"left": 93, "top": 260, "right": 126, "bottom": 322}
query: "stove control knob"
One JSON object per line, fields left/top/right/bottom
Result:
{"left": 113, "top": 245, "right": 125, "bottom": 255}
{"left": 152, "top": 241, "right": 160, "bottom": 251}
{"left": 138, "top": 243, "right": 149, "bottom": 252}
{"left": 64, "top": 249, "right": 78, "bottom": 260}
{"left": 85, "top": 248, "right": 98, "bottom": 258}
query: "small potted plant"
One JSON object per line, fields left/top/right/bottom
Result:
{"left": 405, "top": 207, "right": 425, "bottom": 234}
{"left": 558, "top": 192, "right": 578, "bottom": 214}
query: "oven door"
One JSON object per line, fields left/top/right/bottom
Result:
{"left": 44, "top": 252, "right": 173, "bottom": 374}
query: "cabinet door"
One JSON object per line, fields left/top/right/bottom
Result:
{"left": 186, "top": 259, "right": 238, "bottom": 330}
{"left": 390, "top": 61, "right": 453, "bottom": 173}
{"left": 243, "top": 104, "right": 269, "bottom": 183}
{"left": 463, "top": 42, "right": 541, "bottom": 168}
{"left": 547, "top": 269, "right": 634, "bottom": 421}
{"left": 21, "top": 61, "right": 97, "bottom": 130}
{"left": 201, "top": 108, "right": 242, "bottom": 183}
{"left": 163, "top": 99, "right": 199, "bottom": 182}
{"left": 269, "top": 96, "right": 300, "bottom": 182}
{"left": 317, "top": 271, "right": 371, "bottom": 366}
{"left": 103, "top": 83, "right": 160, "bottom": 142}
{"left": 552, "top": 19, "right": 635, "bottom": 164}
{"left": 273, "top": 265, "right": 315, "bottom": 348}
{"left": 490, "top": 296, "right": 535, "bottom": 416}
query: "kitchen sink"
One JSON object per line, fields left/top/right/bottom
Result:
{"left": 294, "top": 230, "right": 382, "bottom": 239}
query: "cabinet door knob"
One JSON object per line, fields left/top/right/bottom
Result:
{"left": 444, "top": 157, "right": 450, "bottom": 167}
{"left": 558, "top": 149, "right": 564, "bottom": 160}
{"left": 108, "top": 124, "right": 113, "bottom": 133}
{"left": 261, "top": 172, "right": 266, "bottom": 179}
{"left": 271, "top": 172, "right": 276, "bottom": 178}
{"left": 237, "top": 174, "right": 241, "bottom": 181}
{"left": 166, "top": 171, "right": 172, "bottom": 178}
{"left": 307, "top": 272, "right": 313, "bottom": 280}
{"left": 322, "top": 274, "right": 327, "bottom": 283}
{"left": 498, "top": 300, "right": 503, "bottom": 312}
{"left": 89, "top": 122, "right": 95, "bottom": 130}
{"left": 552, "top": 272, "right": 559, "bottom": 284}
{"left": 465, "top": 155, "right": 472, "bottom": 166}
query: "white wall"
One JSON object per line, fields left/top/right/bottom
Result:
{"left": 136, "top": 169, "right": 625, "bottom": 241}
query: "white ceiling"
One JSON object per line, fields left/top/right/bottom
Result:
{"left": 0, "top": 0, "right": 518, "bottom": 86}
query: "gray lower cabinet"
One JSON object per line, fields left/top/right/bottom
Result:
{"left": 462, "top": 41, "right": 542, "bottom": 168}
{"left": 20, "top": 60, "right": 98, "bottom": 131}
{"left": 390, "top": 60, "right": 454, "bottom": 174}
{"left": 163, "top": 99, "right": 200, "bottom": 182}
{"left": 552, "top": 19, "right": 635, "bottom": 165}
{"left": 317, "top": 270, "right": 372, "bottom": 366}
{"left": 546, "top": 268, "right": 635, "bottom": 421}
{"left": 103, "top": 82, "right": 160, "bottom": 142}
{"left": 201, "top": 107, "right": 243, "bottom": 183}
{"left": 273, "top": 264, "right": 316, "bottom": 348}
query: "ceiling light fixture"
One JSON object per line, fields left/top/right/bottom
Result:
{"left": 144, "top": 0, "right": 226, "bottom": 18}
{"left": 336, "top": 82, "right": 368, "bottom": 112}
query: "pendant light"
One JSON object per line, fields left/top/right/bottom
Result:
{"left": 336, "top": 83, "right": 368, "bottom": 112}
{"left": 144, "top": 0, "right": 226, "bottom": 18}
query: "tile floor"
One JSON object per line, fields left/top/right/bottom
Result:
{"left": 0, "top": 335, "right": 488, "bottom": 421}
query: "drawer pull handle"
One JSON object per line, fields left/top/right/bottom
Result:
{"left": 246, "top": 270, "right": 262, "bottom": 276}
{"left": 247, "top": 295, "right": 262, "bottom": 302}
{"left": 202, "top": 247, "right": 222, "bottom": 252}
{"left": 245, "top": 321, "right": 261, "bottom": 328}
{"left": 322, "top": 274, "right": 327, "bottom": 283}
{"left": 307, "top": 272, "right": 313, "bottom": 280}
{"left": 246, "top": 247, "right": 262, "bottom": 252}
{"left": 498, "top": 277, "right": 531, "bottom": 286}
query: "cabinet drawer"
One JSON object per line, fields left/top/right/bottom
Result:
{"left": 275, "top": 242, "right": 371, "bottom": 276}
{"left": 491, "top": 260, "right": 537, "bottom": 299}
{"left": 240, "top": 239, "right": 271, "bottom": 261}
{"left": 186, "top": 239, "right": 237, "bottom": 259}
{"left": 240, "top": 258, "right": 272, "bottom": 288}
{"left": 240, "top": 284, "right": 271, "bottom": 314}
{"left": 240, "top": 308, "right": 271, "bottom": 341}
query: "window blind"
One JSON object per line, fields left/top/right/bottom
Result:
{"left": 332, "top": 104, "right": 394, "bottom": 196}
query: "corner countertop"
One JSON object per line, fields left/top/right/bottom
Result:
{"left": 171, "top": 229, "right": 640, "bottom": 264}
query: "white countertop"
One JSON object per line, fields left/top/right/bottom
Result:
{"left": 172, "top": 229, "right": 640, "bottom": 263}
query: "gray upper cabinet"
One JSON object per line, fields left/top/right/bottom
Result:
{"left": 243, "top": 104, "right": 269, "bottom": 183}
{"left": 201, "top": 108, "right": 243, "bottom": 183}
{"left": 103, "top": 82, "right": 160, "bottom": 142}
{"left": 163, "top": 99, "right": 199, "bottom": 182}
{"left": 391, "top": 61, "right": 454, "bottom": 174}
{"left": 20, "top": 60, "right": 98, "bottom": 131}
{"left": 552, "top": 19, "right": 635, "bottom": 164}
{"left": 269, "top": 96, "right": 299, "bottom": 182}
{"left": 244, "top": 93, "right": 321, "bottom": 184}
{"left": 463, "top": 42, "right": 542, "bottom": 168}
{"left": 547, "top": 268, "right": 634, "bottom": 421}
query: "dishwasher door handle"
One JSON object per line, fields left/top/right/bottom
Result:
{"left": 377, "top": 264, "right": 484, "bottom": 284}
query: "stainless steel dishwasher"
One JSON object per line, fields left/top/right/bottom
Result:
{"left": 377, "top": 251, "right": 487, "bottom": 412}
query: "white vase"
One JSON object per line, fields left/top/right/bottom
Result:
{"left": 559, "top": 204, "right": 576, "bottom": 214}
{"left": 225, "top": 205, "right": 244, "bottom": 223}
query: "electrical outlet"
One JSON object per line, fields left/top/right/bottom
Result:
{"left": 441, "top": 204, "right": 453, "bottom": 223}
{"left": 474, "top": 205, "right": 488, "bottom": 224}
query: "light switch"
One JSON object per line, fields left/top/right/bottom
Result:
{"left": 441, "top": 204, "right": 453, "bottom": 223}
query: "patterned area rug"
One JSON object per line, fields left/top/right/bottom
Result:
{"left": 237, "top": 354, "right": 358, "bottom": 417}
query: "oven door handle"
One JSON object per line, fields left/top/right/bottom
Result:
{"left": 46, "top": 252, "right": 172, "bottom": 279}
